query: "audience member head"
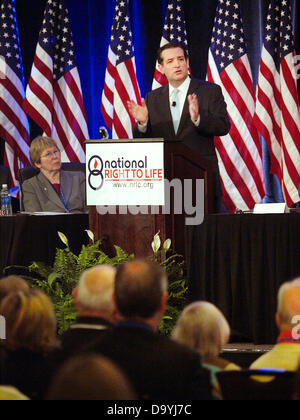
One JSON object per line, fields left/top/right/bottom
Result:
{"left": 172, "top": 301, "right": 231, "bottom": 361}
{"left": 276, "top": 277, "right": 300, "bottom": 332}
{"left": 115, "top": 259, "right": 168, "bottom": 329}
{"left": 0, "top": 289, "right": 58, "bottom": 354}
{"left": 73, "top": 265, "right": 116, "bottom": 322}
{"left": 0, "top": 276, "right": 30, "bottom": 305}
{"left": 29, "top": 135, "right": 61, "bottom": 171}
{"left": 45, "top": 354, "right": 137, "bottom": 400}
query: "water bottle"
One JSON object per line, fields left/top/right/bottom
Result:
{"left": 0, "top": 184, "right": 13, "bottom": 216}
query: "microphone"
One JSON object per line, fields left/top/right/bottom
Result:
{"left": 172, "top": 101, "right": 177, "bottom": 107}
{"left": 99, "top": 126, "right": 109, "bottom": 140}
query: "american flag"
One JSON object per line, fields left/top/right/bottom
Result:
{"left": 101, "top": 0, "right": 141, "bottom": 139}
{"left": 254, "top": 0, "right": 300, "bottom": 207}
{"left": 207, "top": 0, "right": 266, "bottom": 212}
{"left": 152, "top": 0, "right": 189, "bottom": 90}
{"left": 23, "top": 0, "right": 89, "bottom": 163}
{"left": 0, "top": 0, "right": 30, "bottom": 188}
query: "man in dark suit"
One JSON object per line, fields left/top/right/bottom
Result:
{"left": 128, "top": 43, "right": 231, "bottom": 210}
{"left": 84, "top": 259, "right": 212, "bottom": 400}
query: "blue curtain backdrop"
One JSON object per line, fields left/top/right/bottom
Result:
{"left": 0, "top": 0, "right": 299, "bottom": 202}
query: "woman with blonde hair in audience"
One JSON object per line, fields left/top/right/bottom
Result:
{"left": 172, "top": 301, "right": 240, "bottom": 395}
{"left": 0, "top": 289, "right": 59, "bottom": 400}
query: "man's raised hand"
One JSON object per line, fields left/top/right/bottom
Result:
{"left": 187, "top": 94, "right": 200, "bottom": 123}
{"left": 127, "top": 98, "right": 149, "bottom": 125}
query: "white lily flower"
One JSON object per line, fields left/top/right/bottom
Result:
{"left": 152, "top": 232, "right": 161, "bottom": 253}
{"left": 163, "top": 239, "right": 172, "bottom": 252}
{"left": 85, "top": 230, "right": 95, "bottom": 243}
{"left": 58, "top": 232, "right": 69, "bottom": 247}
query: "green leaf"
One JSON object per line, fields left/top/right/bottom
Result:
{"left": 58, "top": 232, "right": 69, "bottom": 247}
{"left": 48, "top": 272, "right": 60, "bottom": 288}
{"left": 5, "top": 229, "right": 187, "bottom": 337}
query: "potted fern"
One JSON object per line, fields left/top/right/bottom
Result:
{"left": 5, "top": 231, "right": 188, "bottom": 336}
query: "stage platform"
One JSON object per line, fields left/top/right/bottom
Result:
{"left": 187, "top": 213, "right": 300, "bottom": 344}
{"left": 220, "top": 343, "right": 274, "bottom": 368}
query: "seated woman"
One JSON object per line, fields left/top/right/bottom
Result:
{"left": 172, "top": 301, "right": 241, "bottom": 398}
{"left": 22, "top": 136, "right": 87, "bottom": 213}
{"left": 0, "top": 289, "right": 60, "bottom": 400}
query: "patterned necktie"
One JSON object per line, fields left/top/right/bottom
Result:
{"left": 170, "top": 88, "right": 180, "bottom": 135}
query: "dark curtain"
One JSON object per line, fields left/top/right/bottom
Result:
{"left": 0, "top": 0, "right": 299, "bottom": 202}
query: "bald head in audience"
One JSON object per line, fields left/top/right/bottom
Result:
{"left": 277, "top": 277, "right": 300, "bottom": 332}
{"left": 73, "top": 265, "right": 116, "bottom": 322}
{"left": 0, "top": 276, "right": 30, "bottom": 305}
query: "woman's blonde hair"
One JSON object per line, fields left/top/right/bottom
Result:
{"left": 172, "top": 301, "right": 231, "bottom": 359}
{"left": 29, "top": 136, "right": 59, "bottom": 167}
{"left": 0, "top": 289, "right": 58, "bottom": 353}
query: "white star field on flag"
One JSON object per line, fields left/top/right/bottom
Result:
{"left": 210, "top": 0, "right": 246, "bottom": 71}
{"left": 38, "top": 0, "right": 76, "bottom": 81}
{"left": 162, "top": 0, "right": 188, "bottom": 48}
{"left": 110, "top": 0, "right": 134, "bottom": 66}
{"left": 263, "top": 0, "right": 294, "bottom": 67}
{"left": 152, "top": 0, "right": 189, "bottom": 89}
{"left": 0, "top": 1, "right": 24, "bottom": 78}
{"left": 24, "top": 0, "right": 89, "bottom": 163}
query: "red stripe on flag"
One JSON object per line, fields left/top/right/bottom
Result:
{"left": 33, "top": 54, "right": 53, "bottom": 84}
{"left": 64, "top": 72, "right": 88, "bottom": 125}
{"left": 101, "top": 102, "right": 113, "bottom": 130}
{"left": 113, "top": 110, "right": 130, "bottom": 139}
{"left": 0, "top": 78, "right": 24, "bottom": 109}
{"left": 125, "top": 60, "right": 141, "bottom": 106}
{"left": 0, "top": 125, "right": 29, "bottom": 166}
{"left": 215, "top": 137, "right": 257, "bottom": 209}
{"left": 154, "top": 70, "right": 168, "bottom": 86}
{"left": 0, "top": 98, "right": 30, "bottom": 144}
{"left": 54, "top": 81, "right": 86, "bottom": 142}
{"left": 221, "top": 68, "right": 261, "bottom": 151}
{"left": 52, "top": 108, "right": 79, "bottom": 163}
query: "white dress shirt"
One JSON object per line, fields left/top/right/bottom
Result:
{"left": 138, "top": 76, "right": 200, "bottom": 133}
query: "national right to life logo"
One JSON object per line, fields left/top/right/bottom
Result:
{"left": 88, "top": 156, "right": 104, "bottom": 191}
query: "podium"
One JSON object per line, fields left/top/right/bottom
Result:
{"left": 88, "top": 139, "right": 213, "bottom": 258}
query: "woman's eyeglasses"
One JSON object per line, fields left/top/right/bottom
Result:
{"left": 41, "top": 150, "right": 61, "bottom": 160}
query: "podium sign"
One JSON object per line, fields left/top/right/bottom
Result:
{"left": 86, "top": 140, "right": 165, "bottom": 206}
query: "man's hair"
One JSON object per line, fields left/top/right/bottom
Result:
{"left": 172, "top": 301, "right": 230, "bottom": 359}
{"left": 45, "top": 354, "right": 136, "bottom": 400}
{"left": 0, "top": 276, "right": 30, "bottom": 305}
{"left": 77, "top": 265, "right": 116, "bottom": 314}
{"left": 157, "top": 42, "right": 188, "bottom": 65}
{"left": 115, "top": 259, "right": 168, "bottom": 319}
{"left": 277, "top": 277, "right": 300, "bottom": 326}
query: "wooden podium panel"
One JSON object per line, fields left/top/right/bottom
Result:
{"left": 89, "top": 140, "right": 213, "bottom": 258}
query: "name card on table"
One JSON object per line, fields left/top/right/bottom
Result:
{"left": 86, "top": 140, "right": 165, "bottom": 206}
{"left": 253, "top": 203, "right": 290, "bottom": 214}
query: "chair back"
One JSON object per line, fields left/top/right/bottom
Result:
{"left": 18, "top": 163, "right": 86, "bottom": 211}
{"left": 217, "top": 369, "right": 297, "bottom": 400}
{"left": 0, "top": 165, "right": 10, "bottom": 189}
{"left": 18, "top": 163, "right": 86, "bottom": 186}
